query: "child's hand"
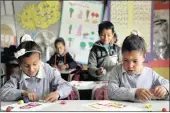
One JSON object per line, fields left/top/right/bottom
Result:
{"left": 96, "top": 67, "right": 106, "bottom": 75}
{"left": 22, "top": 90, "right": 38, "bottom": 101}
{"left": 136, "top": 88, "right": 152, "bottom": 101}
{"left": 44, "top": 92, "right": 60, "bottom": 102}
{"left": 151, "top": 85, "right": 168, "bottom": 99}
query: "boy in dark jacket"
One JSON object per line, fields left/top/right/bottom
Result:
{"left": 88, "top": 21, "right": 121, "bottom": 81}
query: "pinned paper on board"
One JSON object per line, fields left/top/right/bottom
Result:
{"left": 1, "top": 16, "right": 17, "bottom": 47}
{"left": 110, "top": 1, "right": 152, "bottom": 52}
{"left": 17, "top": 1, "right": 61, "bottom": 30}
{"left": 59, "top": 1, "right": 104, "bottom": 64}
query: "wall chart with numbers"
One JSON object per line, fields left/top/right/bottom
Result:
{"left": 110, "top": 1, "right": 152, "bottom": 52}
{"left": 59, "top": 1, "right": 104, "bottom": 64}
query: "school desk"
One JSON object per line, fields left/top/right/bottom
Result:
{"left": 1, "top": 100, "right": 169, "bottom": 111}
{"left": 59, "top": 69, "right": 76, "bottom": 81}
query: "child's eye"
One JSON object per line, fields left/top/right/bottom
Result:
{"left": 33, "top": 64, "right": 37, "bottom": 66}
{"left": 123, "top": 59, "right": 128, "bottom": 62}
{"left": 133, "top": 61, "right": 137, "bottom": 63}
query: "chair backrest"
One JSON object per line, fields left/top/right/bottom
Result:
{"left": 68, "top": 67, "right": 82, "bottom": 81}
{"left": 67, "top": 86, "right": 80, "bottom": 100}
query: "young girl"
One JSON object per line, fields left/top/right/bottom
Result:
{"left": 107, "top": 30, "right": 169, "bottom": 101}
{"left": 0, "top": 38, "right": 72, "bottom": 102}
{"left": 88, "top": 21, "right": 121, "bottom": 81}
{"left": 47, "top": 37, "right": 78, "bottom": 71}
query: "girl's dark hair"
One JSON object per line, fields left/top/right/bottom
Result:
{"left": 122, "top": 34, "right": 147, "bottom": 55}
{"left": 16, "top": 41, "right": 42, "bottom": 62}
{"left": 54, "top": 37, "right": 65, "bottom": 48}
{"left": 98, "top": 21, "right": 115, "bottom": 35}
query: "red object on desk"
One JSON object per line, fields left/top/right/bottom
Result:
{"left": 60, "top": 100, "right": 66, "bottom": 104}
{"left": 162, "top": 108, "right": 167, "bottom": 112}
{"left": 6, "top": 106, "right": 12, "bottom": 112}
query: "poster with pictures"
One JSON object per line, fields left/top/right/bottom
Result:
{"left": 110, "top": 1, "right": 152, "bottom": 52}
{"left": 59, "top": 1, "right": 104, "bottom": 64}
{"left": 153, "top": 1, "right": 169, "bottom": 60}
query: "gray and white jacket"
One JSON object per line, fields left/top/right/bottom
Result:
{"left": 88, "top": 41, "right": 121, "bottom": 81}
{"left": 0, "top": 62, "right": 72, "bottom": 101}
{"left": 107, "top": 64, "right": 169, "bottom": 101}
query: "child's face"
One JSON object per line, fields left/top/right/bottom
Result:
{"left": 122, "top": 50, "right": 145, "bottom": 74}
{"left": 55, "top": 42, "right": 65, "bottom": 55}
{"left": 100, "top": 29, "right": 114, "bottom": 45}
{"left": 20, "top": 53, "right": 41, "bottom": 77}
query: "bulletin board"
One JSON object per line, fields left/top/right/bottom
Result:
{"left": 110, "top": 1, "right": 152, "bottom": 52}
{"left": 59, "top": 1, "right": 104, "bottom": 64}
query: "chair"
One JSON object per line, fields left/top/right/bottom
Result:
{"left": 68, "top": 66, "right": 82, "bottom": 81}
{"left": 91, "top": 82, "right": 109, "bottom": 100}
{"left": 67, "top": 86, "right": 80, "bottom": 100}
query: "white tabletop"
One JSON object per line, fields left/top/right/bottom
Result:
{"left": 1, "top": 100, "right": 169, "bottom": 111}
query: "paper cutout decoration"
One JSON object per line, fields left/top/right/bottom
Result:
{"left": 80, "top": 41, "right": 86, "bottom": 50}
{"left": 1, "top": 24, "right": 16, "bottom": 47}
{"left": 17, "top": 1, "right": 61, "bottom": 30}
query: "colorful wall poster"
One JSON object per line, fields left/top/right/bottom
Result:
{"left": 110, "top": 1, "right": 152, "bottom": 52}
{"left": 13, "top": 1, "right": 61, "bottom": 45}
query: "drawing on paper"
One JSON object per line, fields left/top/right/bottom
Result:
{"left": 85, "top": 10, "right": 90, "bottom": 22}
{"left": 69, "top": 24, "right": 72, "bottom": 34}
{"left": 80, "top": 41, "right": 86, "bottom": 50}
{"left": 76, "top": 25, "right": 82, "bottom": 36}
{"left": 77, "top": 10, "right": 83, "bottom": 19}
{"left": 67, "top": 37, "right": 74, "bottom": 47}
{"left": 69, "top": 8, "right": 74, "bottom": 18}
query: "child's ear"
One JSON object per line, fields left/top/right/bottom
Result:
{"left": 143, "top": 54, "right": 146, "bottom": 59}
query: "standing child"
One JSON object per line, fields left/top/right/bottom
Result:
{"left": 88, "top": 21, "right": 121, "bottom": 81}
{"left": 0, "top": 38, "right": 72, "bottom": 102}
{"left": 107, "top": 30, "right": 169, "bottom": 101}
{"left": 47, "top": 37, "right": 78, "bottom": 71}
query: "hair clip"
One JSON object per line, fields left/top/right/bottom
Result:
{"left": 131, "top": 30, "right": 140, "bottom": 36}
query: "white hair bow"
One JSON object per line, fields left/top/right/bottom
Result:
{"left": 14, "top": 48, "right": 26, "bottom": 59}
